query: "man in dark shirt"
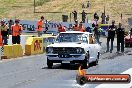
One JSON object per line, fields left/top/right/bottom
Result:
{"left": 87, "top": 1, "right": 90, "bottom": 8}
{"left": 72, "top": 10, "right": 77, "bottom": 22}
{"left": 101, "top": 13, "right": 106, "bottom": 24}
{"left": 81, "top": 10, "right": 87, "bottom": 23}
{"left": 8, "top": 19, "right": 14, "bottom": 34}
{"left": 0, "top": 20, "right": 9, "bottom": 45}
{"left": 116, "top": 23, "right": 125, "bottom": 53}
{"left": 94, "top": 12, "right": 99, "bottom": 21}
{"left": 106, "top": 20, "right": 117, "bottom": 53}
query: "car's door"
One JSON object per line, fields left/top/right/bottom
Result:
{"left": 88, "top": 34, "right": 97, "bottom": 62}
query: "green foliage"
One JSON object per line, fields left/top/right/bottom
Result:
{"left": 35, "top": 0, "right": 51, "bottom": 6}
{"left": 0, "top": 0, "right": 16, "bottom": 4}
{"left": 0, "top": 8, "right": 9, "bottom": 14}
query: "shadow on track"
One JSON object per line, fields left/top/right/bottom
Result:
{"left": 42, "top": 63, "right": 97, "bottom": 70}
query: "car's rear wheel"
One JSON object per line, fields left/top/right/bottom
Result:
{"left": 94, "top": 52, "right": 100, "bottom": 65}
{"left": 130, "top": 43, "right": 132, "bottom": 47}
{"left": 47, "top": 58, "right": 53, "bottom": 69}
{"left": 125, "top": 43, "right": 129, "bottom": 47}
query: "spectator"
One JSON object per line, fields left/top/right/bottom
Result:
{"left": 44, "top": 20, "right": 49, "bottom": 33}
{"left": 82, "top": 3, "right": 85, "bottom": 8}
{"left": 36, "top": 16, "right": 44, "bottom": 37}
{"left": 106, "top": 15, "right": 109, "bottom": 24}
{"left": 87, "top": 1, "right": 90, "bottom": 8}
{"left": 106, "top": 20, "right": 117, "bottom": 53}
{"left": 101, "top": 13, "right": 106, "bottom": 24}
{"left": 11, "top": 19, "right": 23, "bottom": 44}
{"left": 129, "top": 28, "right": 132, "bottom": 39}
{"left": 73, "top": 20, "right": 79, "bottom": 31}
{"left": 116, "top": 23, "right": 125, "bottom": 53}
{"left": 94, "top": 12, "right": 99, "bottom": 21}
{"left": 72, "top": 10, "right": 78, "bottom": 22}
{"left": 130, "top": 28, "right": 132, "bottom": 34}
{"left": 79, "top": 22, "right": 85, "bottom": 32}
{"left": 93, "top": 24, "right": 100, "bottom": 44}
{"left": 0, "top": 20, "right": 9, "bottom": 45}
{"left": 58, "top": 24, "right": 66, "bottom": 32}
{"left": 81, "top": 10, "right": 87, "bottom": 23}
{"left": 92, "top": 23, "right": 96, "bottom": 28}
{"left": 8, "top": 19, "right": 14, "bottom": 34}
{"left": 86, "top": 26, "right": 92, "bottom": 33}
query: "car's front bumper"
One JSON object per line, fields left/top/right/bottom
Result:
{"left": 47, "top": 54, "right": 85, "bottom": 63}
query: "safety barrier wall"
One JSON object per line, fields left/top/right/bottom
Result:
{"left": 25, "top": 37, "right": 43, "bottom": 55}
{"left": 2, "top": 34, "right": 56, "bottom": 59}
{"left": 3, "top": 44, "right": 23, "bottom": 59}
{"left": 8, "top": 35, "right": 34, "bottom": 50}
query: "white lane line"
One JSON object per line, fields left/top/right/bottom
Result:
{"left": 95, "top": 68, "right": 132, "bottom": 88}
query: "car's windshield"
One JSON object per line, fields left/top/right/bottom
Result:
{"left": 55, "top": 33, "right": 88, "bottom": 43}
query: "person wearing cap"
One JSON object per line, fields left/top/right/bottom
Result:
{"left": 79, "top": 22, "right": 85, "bottom": 32}
{"left": 11, "top": 19, "right": 23, "bottom": 44}
{"left": 0, "top": 20, "right": 9, "bottom": 45}
{"left": 37, "top": 16, "right": 44, "bottom": 37}
{"left": 106, "top": 20, "right": 117, "bottom": 53}
{"left": 73, "top": 20, "right": 79, "bottom": 31}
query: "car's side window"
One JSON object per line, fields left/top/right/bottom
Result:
{"left": 89, "top": 34, "right": 95, "bottom": 44}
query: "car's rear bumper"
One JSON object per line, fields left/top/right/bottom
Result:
{"left": 47, "top": 54, "right": 85, "bottom": 63}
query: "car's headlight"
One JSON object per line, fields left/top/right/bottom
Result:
{"left": 46, "top": 47, "right": 53, "bottom": 53}
{"left": 76, "top": 48, "right": 84, "bottom": 54}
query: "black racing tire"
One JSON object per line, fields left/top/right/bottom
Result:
{"left": 130, "top": 43, "right": 132, "bottom": 47}
{"left": 94, "top": 52, "right": 100, "bottom": 65}
{"left": 47, "top": 58, "right": 53, "bottom": 69}
{"left": 125, "top": 43, "right": 129, "bottom": 47}
{"left": 82, "top": 53, "right": 89, "bottom": 69}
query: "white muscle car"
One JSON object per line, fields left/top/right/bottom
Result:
{"left": 46, "top": 31, "right": 101, "bottom": 68}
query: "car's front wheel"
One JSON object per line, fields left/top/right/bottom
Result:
{"left": 82, "top": 53, "right": 90, "bottom": 69}
{"left": 47, "top": 58, "right": 53, "bottom": 69}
